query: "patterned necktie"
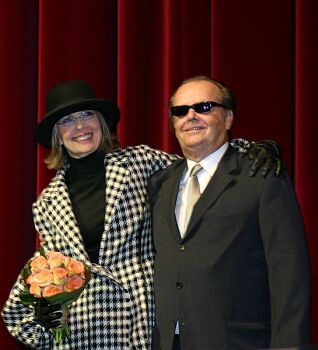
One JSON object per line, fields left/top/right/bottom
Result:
{"left": 183, "top": 164, "right": 202, "bottom": 234}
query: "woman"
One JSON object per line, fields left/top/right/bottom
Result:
{"left": 1, "top": 80, "right": 281, "bottom": 349}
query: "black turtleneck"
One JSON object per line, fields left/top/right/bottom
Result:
{"left": 65, "top": 150, "right": 105, "bottom": 263}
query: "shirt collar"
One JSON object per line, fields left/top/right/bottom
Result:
{"left": 186, "top": 142, "right": 229, "bottom": 177}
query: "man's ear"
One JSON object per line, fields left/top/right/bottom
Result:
{"left": 225, "top": 110, "right": 234, "bottom": 130}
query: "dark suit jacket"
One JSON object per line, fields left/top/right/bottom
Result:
{"left": 148, "top": 146, "right": 310, "bottom": 350}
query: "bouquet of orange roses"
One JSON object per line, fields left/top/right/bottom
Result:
{"left": 20, "top": 248, "right": 90, "bottom": 343}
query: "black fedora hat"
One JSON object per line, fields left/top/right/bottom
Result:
{"left": 35, "top": 80, "right": 120, "bottom": 148}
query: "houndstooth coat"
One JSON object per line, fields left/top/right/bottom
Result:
{"left": 2, "top": 145, "right": 176, "bottom": 350}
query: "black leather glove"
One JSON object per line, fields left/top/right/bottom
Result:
{"left": 246, "top": 140, "right": 283, "bottom": 177}
{"left": 34, "top": 299, "right": 62, "bottom": 329}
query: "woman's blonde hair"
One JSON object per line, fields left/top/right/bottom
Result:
{"left": 45, "top": 112, "right": 116, "bottom": 170}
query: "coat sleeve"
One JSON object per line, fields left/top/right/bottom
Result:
{"left": 142, "top": 145, "right": 178, "bottom": 174}
{"left": 2, "top": 195, "right": 58, "bottom": 349}
{"left": 1, "top": 250, "right": 54, "bottom": 349}
{"left": 258, "top": 173, "right": 311, "bottom": 347}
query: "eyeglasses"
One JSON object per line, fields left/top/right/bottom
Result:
{"left": 170, "top": 101, "right": 226, "bottom": 117}
{"left": 56, "top": 110, "right": 97, "bottom": 128}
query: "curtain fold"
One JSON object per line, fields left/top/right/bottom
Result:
{"left": 211, "top": 0, "right": 295, "bottom": 169}
{"left": 117, "top": 0, "right": 212, "bottom": 151}
{"left": 295, "top": 0, "right": 318, "bottom": 340}
{"left": 0, "top": 2, "right": 38, "bottom": 348}
{"left": 0, "top": 1, "right": 316, "bottom": 348}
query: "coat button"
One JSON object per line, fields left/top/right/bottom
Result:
{"left": 176, "top": 282, "right": 183, "bottom": 289}
{"left": 178, "top": 244, "right": 186, "bottom": 251}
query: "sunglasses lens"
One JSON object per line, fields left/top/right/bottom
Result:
{"left": 170, "top": 105, "right": 190, "bottom": 117}
{"left": 170, "top": 101, "right": 223, "bottom": 117}
{"left": 193, "top": 102, "right": 212, "bottom": 113}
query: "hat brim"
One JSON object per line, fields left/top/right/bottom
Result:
{"left": 35, "top": 98, "right": 120, "bottom": 148}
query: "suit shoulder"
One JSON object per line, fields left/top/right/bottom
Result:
{"left": 152, "top": 157, "right": 183, "bottom": 176}
{"left": 149, "top": 158, "right": 184, "bottom": 188}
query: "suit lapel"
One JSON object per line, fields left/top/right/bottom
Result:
{"left": 185, "top": 147, "right": 239, "bottom": 238}
{"left": 161, "top": 160, "right": 187, "bottom": 241}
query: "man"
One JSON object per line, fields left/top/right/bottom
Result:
{"left": 148, "top": 76, "right": 311, "bottom": 350}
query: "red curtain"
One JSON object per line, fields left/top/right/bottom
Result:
{"left": 0, "top": 2, "right": 38, "bottom": 348}
{"left": 0, "top": 1, "right": 316, "bottom": 348}
{"left": 295, "top": 0, "right": 318, "bottom": 338}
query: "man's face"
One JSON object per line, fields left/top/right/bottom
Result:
{"left": 171, "top": 80, "right": 233, "bottom": 161}
{"left": 57, "top": 110, "right": 102, "bottom": 158}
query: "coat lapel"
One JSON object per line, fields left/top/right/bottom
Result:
{"left": 185, "top": 147, "right": 239, "bottom": 239}
{"left": 102, "top": 153, "right": 130, "bottom": 239}
{"left": 161, "top": 160, "right": 187, "bottom": 241}
{"left": 40, "top": 154, "right": 132, "bottom": 265}
{"left": 40, "top": 168, "right": 89, "bottom": 262}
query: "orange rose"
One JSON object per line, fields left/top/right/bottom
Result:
{"left": 52, "top": 267, "right": 68, "bottom": 285}
{"left": 43, "top": 284, "right": 64, "bottom": 297}
{"left": 64, "top": 276, "right": 85, "bottom": 292}
{"left": 29, "top": 283, "right": 42, "bottom": 297}
{"left": 32, "top": 269, "right": 53, "bottom": 286}
{"left": 30, "top": 256, "right": 48, "bottom": 273}
{"left": 46, "top": 252, "right": 69, "bottom": 269}
{"left": 66, "top": 258, "right": 85, "bottom": 274}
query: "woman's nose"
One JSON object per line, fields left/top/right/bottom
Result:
{"left": 74, "top": 117, "right": 84, "bottom": 128}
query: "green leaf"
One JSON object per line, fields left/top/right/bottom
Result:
{"left": 20, "top": 289, "right": 37, "bottom": 304}
{"left": 44, "top": 286, "right": 85, "bottom": 306}
{"left": 51, "top": 325, "right": 70, "bottom": 343}
{"left": 38, "top": 246, "right": 46, "bottom": 256}
{"left": 21, "top": 266, "right": 31, "bottom": 281}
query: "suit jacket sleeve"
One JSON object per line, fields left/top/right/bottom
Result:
{"left": 259, "top": 173, "right": 311, "bottom": 346}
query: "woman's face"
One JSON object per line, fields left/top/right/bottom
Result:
{"left": 57, "top": 110, "right": 102, "bottom": 158}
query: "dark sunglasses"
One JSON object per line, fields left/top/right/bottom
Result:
{"left": 170, "top": 100, "right": 226, "bottom": 117}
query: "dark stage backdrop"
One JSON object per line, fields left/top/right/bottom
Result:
{"left": 0, "top": 0, "right": 317, "bottom": 348}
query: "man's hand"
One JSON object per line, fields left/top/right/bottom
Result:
{"left": 231, "top": 139, "right": 284, "bottom": 177}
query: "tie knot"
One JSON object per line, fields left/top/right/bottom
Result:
{"left": 190, "top": 163, "right": 202, "bottom": 177}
